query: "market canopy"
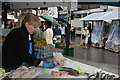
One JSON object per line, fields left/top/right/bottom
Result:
{"left": 80, "top": 10, "right": 120, "bottom": 21}
{"left": 98, "top": 10, "right": 120, "bottom": 20}
{"left": 40, "top": 15, "right": 59, "bottom": 26}
{"left": 60, "top": 17, "right": 68, "bottom": 23}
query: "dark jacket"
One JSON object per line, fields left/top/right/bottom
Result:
{"left": 53, "top": 27, "right": 61, "bottom": 36}
{"left": 2, "top": 26, "right": 41, "bottom": 71}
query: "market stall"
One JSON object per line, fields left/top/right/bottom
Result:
{"left": 91, "top": 21, "right": 110, "bottom": 48}
{"left": 80, "top": 10, "right": 120, "bottom": 52}
{"left": 105, "top": 20, "right": 120, "bottom": 52}
{"left": 36, "top": 57, "right": 119, "bottom": 79}
{"left": 80, "top": 20, "right": 110, "bottom": 48}
{"left": 1, "top": 1, "right": 119, "bottom": 79}
{"left": 4, "top": 54, "right": 119, "bottom": 79}
{"left": 98, "top": 11, "right": 120, "bottom": 52}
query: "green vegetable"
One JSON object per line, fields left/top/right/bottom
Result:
{"left": 92, "top": 69, "right": 96, "bottom": 76}
{"left": 77, "top": 66, "right": 82, "bottom": 73}
{"left": 0, "top": 68, "right": 6, "bottom": 78}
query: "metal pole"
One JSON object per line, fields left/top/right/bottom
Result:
{"left": 66, "top": 2, "right": 71, "bottom": 56}
{"left": 58, "top": 8, "right": 60, "bottom": 24}
{"left": 2, "top": 3, "right": 8, "bottom": 28}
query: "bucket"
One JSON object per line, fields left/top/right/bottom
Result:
{"left": 55, "top": 43, "right": 66, "bottom": 48}
{"left": 62, "top": 48, "right": 74, "bottom": 57}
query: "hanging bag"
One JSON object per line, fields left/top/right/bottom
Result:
{"left": 82, "top": 35, "right": 86, "bottom": 39}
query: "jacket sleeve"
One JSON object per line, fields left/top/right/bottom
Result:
{"left": 11, "top": 30, "right": 41, "bottom": 66}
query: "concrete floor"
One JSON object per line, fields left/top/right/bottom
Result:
{"left": 68, "top": 37, "right": 120, "bottom": 75}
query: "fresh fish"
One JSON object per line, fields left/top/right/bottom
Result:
{"left": 59, "top": 67, "right": 79, "bottom": 76}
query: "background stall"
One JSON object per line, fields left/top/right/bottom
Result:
{"left": 80, "top": 10, "right": 120, "bottom": 52}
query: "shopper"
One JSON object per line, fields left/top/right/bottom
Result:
{"left": 53, "top": 25, "right": 61, "bottom": 43}
{"left": 70, "top": 26, "right": 75, "bottom": 38}
{"left": 88, "top": 23, "right": 92, "bottom": 43}
{"left": 82, "top": 27, "right": 90, "bottom": 48}
{"left": 2, "top": 13, "right": 55, "bottom": 71}
{"left": 44, "top": 21, "right": 54, "bottom": 45}
{"left": 60, "top": 24, "right": 65, "bottom": 43}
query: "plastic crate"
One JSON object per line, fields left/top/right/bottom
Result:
{"left": 34, "top": 44, "right": 54, "bottom": 60}
{"left": 54, "top": 48, "right": 64, "bottom": 54}
{"left": 62, "top": 48, "right": 74, "bottom": 57}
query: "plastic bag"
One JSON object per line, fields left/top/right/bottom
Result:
{"left": 105, "top": 21, "right": 120, "bottom": 52}
{"left": 53, "top": 52, "right": 68, "bottom": 66}
{"left": 82, "top": 35, "right": 86, "bottom": 39}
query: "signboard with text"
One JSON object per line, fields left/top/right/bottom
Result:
{"left": 70, "top": 0, "right": 78, "bottom": 11}
{"left": 48, "top": 7, "right": 58, "bottom": 18}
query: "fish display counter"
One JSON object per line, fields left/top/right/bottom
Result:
{"left": 35, "top": 57, "right": 118, "bottom": 79}
{"left": 5, "top": 53, "right": 119, "bottom": 79}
